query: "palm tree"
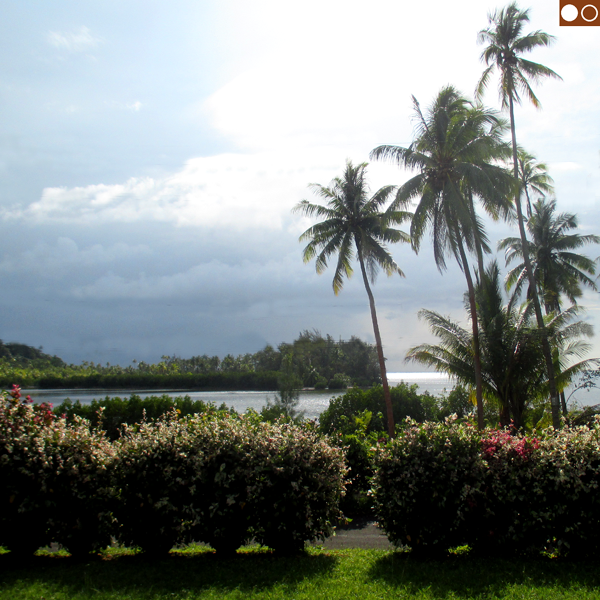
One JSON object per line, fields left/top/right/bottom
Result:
{"left": 499, "top": 199, "right": 600, "bottom": 415}
{"left": 476, "top": 1, "right": 563, "bottom": 427}
{"left": 499, "top": 199, "right": 600, "bottom": 314}
{"left": 517, "top": 148, "right": 554, "bottom": 217}
{"left": 293, "top": 160, "right": 411, "bottom": 437}
{"left": 370, "top": 86, "right": 514, "bottom": 429}
{"left": 407, "top": 261, "right": 597, "bottom": 428}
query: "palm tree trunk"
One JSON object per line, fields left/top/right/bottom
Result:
{"left": 456, "top": 238, "right": 485, "bottom": 430}
{"left": 548, "top": 305, "right": 569, "bottom": 417}
{"left": 468, "top": 188, "right": 486, "bottom": 281}
{"left": 509, "top": 95, "right": 561, "bottom": 428}
{"left": 357, "top": 252, "right": 395, "bottom": 437}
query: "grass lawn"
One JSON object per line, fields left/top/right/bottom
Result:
{"left": 1, "top": 545, "right": 600, "bottom": 600}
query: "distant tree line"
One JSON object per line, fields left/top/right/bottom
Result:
{"left": 0, "top": 330, "right": 381, "bottom": 390}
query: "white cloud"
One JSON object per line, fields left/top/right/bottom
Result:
{"left": 47, "top": 26, "right": 102, "bottom": 53}
{"left": 2, "top": 150, "right": 404, "bottom": 229}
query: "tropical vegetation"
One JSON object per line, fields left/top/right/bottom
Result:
{"left": 0, "top": 331, "right": 382, "bottom": 390}
{"left": 476, "top": 1, "right": 564, "bottom": 426}
{"left": 293, "top": 161, "right": 411, "bottom": 436}
{"left": 370, "top": 86, "right": 514, "bottom": 428}
{"left": 406, "top": 261, "right": 598, "bottom": 428}
{"left": 499, "top": 198, "right": 600, "bottom": 314}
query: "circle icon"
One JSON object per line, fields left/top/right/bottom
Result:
{"left": 561, "top": 3, "right": 579, "bottom": 20}
{"left": 581, "top": 4, "right": 599, "bottom": 21}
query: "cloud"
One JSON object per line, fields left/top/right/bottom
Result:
{"left": 0, "top": 237, "right": 152, "bottom": 276}
{"left": 47, "top": 26, "right": 102, "bottom": 53}
{"left": 70, "top": 254, "right": 308, "bottom": 302}
{"left": 1, "top": 150, "right": 403, "bottom": 230}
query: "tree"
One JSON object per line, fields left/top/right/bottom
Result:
{"left": 499, "top": 198, "right": 600, "bottom": 415}
{"left": 407, "top": 261, "right": 597, "bottom": 428}
{"left": 476, "top": 1, "right": 563, "bottom": 427}
{"left": 370, "top": 86, "right": 514, "bottom": 429}
{"left": 293, "top": 160, "right": 411, "bottom": 437}
{"left": 499, "top": 199, "right": 600, "bottom": 314}
{"left": 517, "top": 148, "right": 554, "bottom": 218}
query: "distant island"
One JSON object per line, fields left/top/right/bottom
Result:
{"left": 0, "top": 331, "right": 381, "bottom": 391}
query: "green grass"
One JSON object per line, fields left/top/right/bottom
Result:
{"left": 1, "top": 546, "right": 600, "bottom": 599}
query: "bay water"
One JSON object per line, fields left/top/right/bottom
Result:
{"left": 24, "top": 371, "right": 599, "bottom": 422}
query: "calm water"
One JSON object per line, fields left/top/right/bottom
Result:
{"left": 23, "top": 371, "right": 599, "bottom": 421}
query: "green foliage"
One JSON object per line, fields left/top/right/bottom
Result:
{"left": 54, "top": 394, "right": 232, "bottom": 440}
{"left": 0, "top": 387, "right": 115, "bottom": 556}
{"left": 372, "top": 418, "right": 600, "bottom": 557}
{"left": 437, "top": 385, "right": 475, "bottom": 421}
{"left": 328, "top": 373, "right": 349, "bottom": 390}
{"left": 0, "top": 331, "right": 381, "bottom": 390}
{"left": 260, "top": 353, "right": 304, "bottom": 423}
{"left": 0, "top": 340, "right": 66, "bottom": 368}
{"left": 1, "top": 388, "right": 346, "bottom": 556}
{"left": 318, "top": 384, "right": 440, "bottom": 436}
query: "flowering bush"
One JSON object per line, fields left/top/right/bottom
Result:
{"left": 372, "top": 418, "right": 484, "bottom": 555}
{"left": 373, "top": 418, "right": 600, "bottom": 556}
{"left": 526, "top": 422, "right": 600, "bottom": 556}
{"left": 0, "top": 386, "right": 115, "bottom": 556}
{"left": 249, "top": 421, "right": 346, "bottom": 553}
{"left": 113, "top": 413, "right": 346, "bottom": 555}
{"left": 113, "top": 413, "right": 205, "bottom": 554}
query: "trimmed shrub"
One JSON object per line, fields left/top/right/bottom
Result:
{"left": 373, "top": 419, "right": 600, "bottom": 557}
{"left": 0, "top": 387, "right": 115, "bottom": 556}
{"left": 525, "top": 423, "right": 600, "bottom": 556}
{"left": 113, "top": 414, "right": 207, "bottom": 555}
{"left": 372, "top": 418, "right": 484, "bottom": 555}
{"left": 113, "top": 413, "right": 347, "bottom": 555}
{"left": 250, "top": 421, "right": 347, "bottom": 553}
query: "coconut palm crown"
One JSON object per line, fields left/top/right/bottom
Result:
{"left": 499, "top": 198, "right": 600, "bottom": 313}
{"left": 476, "top": 2, "right": 562, "bottom": 110}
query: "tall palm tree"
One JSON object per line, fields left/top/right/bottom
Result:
{"left": 476, "top": 1, "right": 563, "bottom": 427}
{"left": 293, "top": 160, "right": 411, "bottom": 437}
{"left": 499, "top": 199, "right": 600, "bottom": 314}
{"left": 407, "top": 261, "right": 597, "bottom": 428}
{"left": 370, "top": 86, "right": 514, "bottom": 429}
{"left": 517, "top": 148, "right": 554, "bottom": 218}
{"left": 499, "top": 198, "right": 600, "bottom": 415}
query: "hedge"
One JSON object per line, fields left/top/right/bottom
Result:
{"left": 1, "top": 387, "right": 346, "bottom": 556}
{"left": 372, "top": 417, "right": 600, "bottom": 557}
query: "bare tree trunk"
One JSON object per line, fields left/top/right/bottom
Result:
{"left": 509, "top": 96, "right": 561, "bottom": 428}
{"left": 468, "top": 188, "right": 486, "bottom": 281}
{"left": 357, "top": 252, "right": 395, "bottom": 437}
{"left": 456, "top": 238, "right": 485, "bottom": 430}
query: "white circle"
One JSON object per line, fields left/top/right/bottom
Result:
{"left": 561, "top": 4, "right": 579, "bottom": 21}
{"left": 581, "top": 4, "right": 599, "bottom": 21}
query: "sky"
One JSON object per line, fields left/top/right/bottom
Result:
{"left": 1, "top": 0, "right": 599, "bottom": 371}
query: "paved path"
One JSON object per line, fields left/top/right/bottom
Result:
{"left": 316, "top": 519, "right": 393, "bottom": 550}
